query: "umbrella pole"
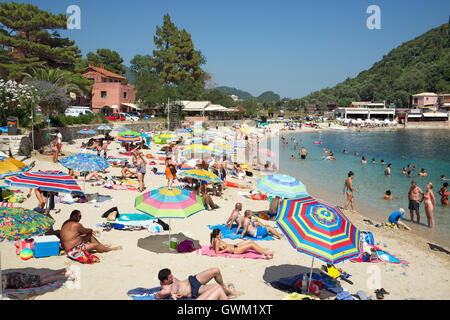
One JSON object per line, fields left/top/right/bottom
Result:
{"left": 168, "top": 219, "right": 172, "bottom": 252}
{"left": 307, "top": 257, "right": 314, "bottom": 293}
{"left": 0, "top": 245, "right": 3, "bottom": 299}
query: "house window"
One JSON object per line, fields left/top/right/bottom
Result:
{"left": 124, "top": 92, "right": 127, "bottom": 99}
{"left": 101, "top": 91, "right": 107, "bottom": 99}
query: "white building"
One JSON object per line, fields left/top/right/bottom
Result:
{"left": 334, "top": 101, "right": 395, "bottom": 120}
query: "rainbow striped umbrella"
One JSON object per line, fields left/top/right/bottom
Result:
{"left": 118, "top": 130, "right": 140, "bottom": 136}
{"left": 60, "top": 153, "right": 109, "bottom": 172}
{"left": 118, "top": 134, "right": 141, "bottom": 143}
{"left": 5, "top": 171, "right": 83, "bottom": 194}
{"left": 135, "top": 187, "right": 205, "bottom": 219}
{"left": 179, "top": 169, "right": 222, "bottom": 183}
{"left": 0, "top": 157, "right": 32, "bottom": 179}
{"left": 276, "top": 195, "right": 361, "bottom": 264}
{"left": 257, "top": 174, "right": 308, "bottom": 199}
{"left": 182, "top": 144, "right": 222, "bottom": 157}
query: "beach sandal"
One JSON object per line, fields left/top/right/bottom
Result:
{"left": 380, "top": 288, "right": 389, "bottom": 295}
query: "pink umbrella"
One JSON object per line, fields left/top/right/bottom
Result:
{"left": 259, "top": 148, "right": 277, "bottom": 157}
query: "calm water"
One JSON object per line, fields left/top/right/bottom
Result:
{"left": 277, "top": 129, "right": 450, "bottom": 246}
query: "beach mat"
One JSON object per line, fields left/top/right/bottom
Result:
{"left": 196, "top": 245, "right": 270, "bottom": 260}
{"left": 350, "top": 244, "right": 409, "bottom": 264}
{"left": 127, "top": 287, "right": 194, "bottom": 300}
{"left": 207, "top": 224, "right": 274, "bottom": 241}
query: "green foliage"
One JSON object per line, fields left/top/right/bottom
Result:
{"left": 299, "top": 23, "right": 450, "bottom": 108}
{"left": 85, "top": 48, "right": 126, "bottom": 75}
{"left": 241, "top": 99, "right": 260, "bottom": 117}
{"left": 257, "top": 91, "right": 280, "bottom": 103}
{"left": 202, "top": 89, "right": 236, "bottom": 108}
{"left": 215, "top": 86, "right": 254, "bottom": 100}
{"left": 48, "top": 113, "right": 107, "bottom": 127}
{"left": 0, "top": 2, "right": 81, "bottom": 80}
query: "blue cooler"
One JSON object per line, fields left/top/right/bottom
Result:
{"left": 33, "top": 235, "right": 60, "bottom": 258}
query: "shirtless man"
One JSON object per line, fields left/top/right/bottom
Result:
{"left": 60, "top": 210, "right": 122, "bottom": 253}
{"left": 240, "top": 210, "right": 284, "bottom": 239}
{"left": 226, "top": 203, "right": 243, "bottom": 230}
{"left": 155, "top": 268, "right": 241, "bottom": 300}
{"left": 300, "top": 147, "right": 308, "bottom": 160}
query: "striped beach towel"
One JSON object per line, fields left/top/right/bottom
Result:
{"left": 0, "top": 201, "right": 14, "bottom": 208}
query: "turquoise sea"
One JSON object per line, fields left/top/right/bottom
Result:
{"left": 276, "top": 128, "right": 450, "bottom": 247}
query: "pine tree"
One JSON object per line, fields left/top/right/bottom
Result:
{"left": 0, "top": 2, "right": 81, "bottom": 80}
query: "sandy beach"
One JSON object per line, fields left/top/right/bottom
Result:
{"left": 1, "top": 122, "right": 450, "bottom": 301}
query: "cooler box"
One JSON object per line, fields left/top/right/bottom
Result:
{"left": 33, "top": 235, "right": 60, "bottom": 258}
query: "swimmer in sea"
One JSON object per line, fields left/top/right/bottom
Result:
{"left": 289, "top": 155, "right": 296, "bottom": 160}
{"left": 419, "top": 168, "right": 427, "bottom": 177}
{"left": 383, "top": 190, "right": 393, "bottom": 200}
{"left": 380, "top": 160, "right": 385, "bottom": 165}
{"left": 361, "top": 156, "right": 367, "bottom": 165}
{"left": 402, "top": 167, "right": 407, "bottom": 175}
{"left": 407, "top": 171, "right": 412, "bottom": 177}
{"left": 372, "top": 159, "right": 376, "bottom": 164}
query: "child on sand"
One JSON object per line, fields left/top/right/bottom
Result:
{"left": 388, "top": 208, "right": 411, "bottom": 230}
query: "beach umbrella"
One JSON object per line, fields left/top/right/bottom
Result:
{"left": 117, "top": 134, "right": 141, "bottom": 143}
{"left": 118, "top": 130, "right": 141, "bottom": 137}
{"left": 179, "top": 169, "right": 222, "bottom": 184}
{"left": 0, "top": 158, "right": 32, "bottom": 179}
{"left": 181, "top": 144, "right": 222, "bottom": 157}
{"left": 276, "top": 195, "right": 361, "bottom": 290}
{"left": 135, "top": 187, "right": 205, "bottom": 251}
{"left": 0, "top": 207, "right": 55, "bottom": 298}
{"left": 257, "top": 174, "right": 308, "bottom": 199}
{"left": 97, "top": 125, "right": 112, "bottom": 131}
{"left": 258, "top": 148, "right": 277, "bottom": 158}
{"left": 4, "top": 171, "right": 83, "bottom": 195}
{"left": 77, "top": 128, "right": 97, "bottom": 135}
{"left": 60, "top": 153, "right": 109, "bottom": 173}
{"left": 178, "top": 164, "right": 194, "bottom": 171}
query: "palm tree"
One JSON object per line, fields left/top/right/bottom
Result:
{"left": 23, "top": 68, "right": 83, "bottom": 95}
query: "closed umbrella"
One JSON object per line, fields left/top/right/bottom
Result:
{"left": 135, "top": 187, "right": 205, "bottom": 251}
{"left": 0, "top": 207, "right": 54, "bottom": 298}
{"left": 257, "top": 174, "right": 308, "bottom": 199}
{"left": 276, "top": 195, "right": 361, "bottom": 291}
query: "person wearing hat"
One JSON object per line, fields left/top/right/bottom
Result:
{"left": 388, "top": 208, "right": 411, "bottom": 230}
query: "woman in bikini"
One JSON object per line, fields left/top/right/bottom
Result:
{"left": 423, "top": 183, "right": 436, "bottom": 228}
{"left": 343, "top": 171, "right": 359, "bottom": 212}
{"left": 438, "top": 183, "right": 449, "bottom": 206}
{"left": 210, "top": 229, "right": 274, "bottom": 258}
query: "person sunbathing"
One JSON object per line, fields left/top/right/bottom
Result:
{"left": 240, "top": 210, "right": 284, "bottom": 239}
{"left": 155, "top": 268, "right": 242, "bottom": 300}
{"left": 225, "top": 203, "right": 243, "bottom": 230}
{"left": 121, "top": 163, "right": 137, "bottom": 179}
{"left": 210, "top": 229, "right": 273, "bottom": 258}
{"left": 60, "top": 210, "right": 122, "bottom": 253}
{"left": 2, "top": 267, "right": 76, "bottom": 290}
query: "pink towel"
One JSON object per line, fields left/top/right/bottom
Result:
{"left": 196, "top": 245, "right": 270, "bottom": 260}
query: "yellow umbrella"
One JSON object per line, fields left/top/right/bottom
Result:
{"left": 240, "top": 127, "right": 250, "bottom": 134}
{"left": 0, "top": 158, "right": 32, "bottom": 179}
{"left": 182, "top": 144, "right": 221, "bottom": 155}
{"left": 179, "top": 169, "right": 222, "bottom": 183}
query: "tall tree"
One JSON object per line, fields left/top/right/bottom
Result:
{"left": 85, "top": 48, "right": 126, "bottom": 75}
{"left": 0, "top": 2, "right": 81, "bottom": 80}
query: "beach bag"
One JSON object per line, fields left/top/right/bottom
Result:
{"left": 102, "top": 207, "right": 120, "bottom": 219}
{"left": 245, "top": 171, "right": 253, "bottom": 177}
{"left": 360, "top": 231, "right": 374, "bottom": 245}
{"left": 177, "top": 240, "right": 195, "bottom": 253}
{"left": 157, "top": 219, "right": 170, "bottom": 231}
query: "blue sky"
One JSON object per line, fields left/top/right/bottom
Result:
{"left": 19, "top": 0, "right": 450, "bottom": 98}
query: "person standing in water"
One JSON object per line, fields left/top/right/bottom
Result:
{"left": 423, "top": 182, "right": 436, "bottom": 228}
{"left": 408, "top": 180, "right": 424, "bottom": 224}
{"left": 343, "top": 171, "right": 359, "bottom": 212}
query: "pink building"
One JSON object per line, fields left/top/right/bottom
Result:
{"left": 411, "top": 92, "right": 438, "bottom": 110}
{"left": 83, "top": 64, "right": 137, "bottom": 114}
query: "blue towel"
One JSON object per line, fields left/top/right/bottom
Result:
{"left": 127, "top": 287, "right": 194, "bottom": 300}
{"left": 208, "top": 224, "right": 274, "bottom": 241}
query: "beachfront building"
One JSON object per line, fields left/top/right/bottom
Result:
{"left": 439, "top": 94, "right": 450, "bottom": 111}
{"left": 82, "top": 64, "right": 137, "bottom": 114}
{"left": 411, "top": 92, "right": 439, "bottom": 110}
{"left": 333, "top": 101, "right": 395, "bottom": 120}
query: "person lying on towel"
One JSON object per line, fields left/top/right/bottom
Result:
{"left": 155, "top": 268, "right": 242, "bottom": 300}
{"left": 240, "top": 210, "right": 284, "bottom": 240}
{"left": 2, "top": 267, "right": 75, "bottom": 290}
{"left": 210, "top": 229, "right": 273, "bottom": 258}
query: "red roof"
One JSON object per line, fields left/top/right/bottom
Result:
{"left": 84, "top": 65, "right": 126, "bottom": 80}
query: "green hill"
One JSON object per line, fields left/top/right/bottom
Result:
{"left": 299, "top": 22, "right": 450, "bottom": 109}
{"left": 257, "top": 91, "right": 280, "bottom": 103}
{"left": 215, "top": 86, "right": 254, "bottom": 100}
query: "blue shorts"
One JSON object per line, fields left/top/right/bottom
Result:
{"left": 188, "top": 275, "right": 202, "bottom": 298}
{"left": 255, "top": 226, "right": 268, "bottom": 238}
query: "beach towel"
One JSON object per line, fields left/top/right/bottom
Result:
{"left": 127, "top": 287, "right": 194, "bottom": 300}
{"left": 5, "top": 280, "right": 65, "bottom": 296}
{"left": 0, "top": 201, "right": 14, "bottom": 208}
{"left": 267, "top": 272, "right": 341, "bottom": 295}
{"left": 207, "top": 224, "right": 274, "bottom": 241}
{"left": 350, "top": 244, "right": 409, "bottom": 264}
{"left": 66, "top": 249, "right": 100, "bottom": 264}
{"left": 196, "top": 245, "right": 269, "bottom": 259}
{"left": 283, "top": 292, "right": 320, "bottom": 300}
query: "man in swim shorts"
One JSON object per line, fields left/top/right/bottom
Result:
{"left": 300, "top": 147, "right": 308, "bottom": 160}
{"left": 408, "top": 180, "right": 424, "bottom": 224}
{"left": 155, "top": 268, "right": 241, "bottom": 300}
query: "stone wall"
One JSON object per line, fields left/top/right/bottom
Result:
{"left": 0, "top": 134, "right": 32, "bottom": 157}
